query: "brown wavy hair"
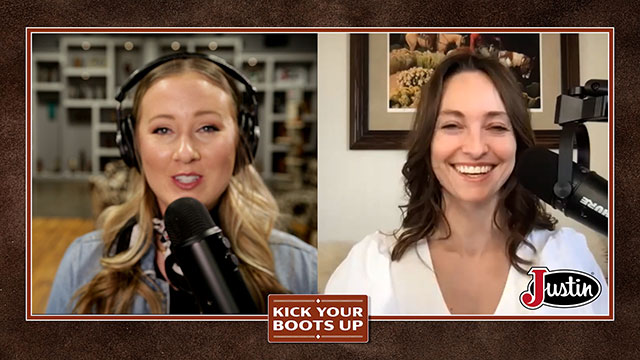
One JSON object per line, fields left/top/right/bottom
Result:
{"left": 392, "top": 50, "right": 556, "bottom": 272}
{"left": 72, "top": 58, "right": 288, "bottom": 313}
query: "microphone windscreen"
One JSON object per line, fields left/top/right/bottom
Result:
{"left": 515, "top": 147, "right": 560, "bottom": 205}
{"left": 164, "top": 197, "right": 215, "bottom": 246}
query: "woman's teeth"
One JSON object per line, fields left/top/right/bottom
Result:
{"left": 454, "top": 165, "right": 493, "bottom": 175}
{"left": 174, "top": 175, "right": 200, "bottom": 184}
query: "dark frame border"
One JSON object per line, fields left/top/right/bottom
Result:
{"left": 349, "top": 33, "right": 580, "bottom": 150}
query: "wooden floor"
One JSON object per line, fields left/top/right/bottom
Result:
{"left": 31, "top": 217, "right": 95, "bottom": 314}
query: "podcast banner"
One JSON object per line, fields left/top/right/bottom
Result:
{"left": 268, "top": 295, "right": 368, "bottom": 343}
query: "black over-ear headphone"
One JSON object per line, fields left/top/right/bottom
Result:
{"left": 115, "top": 52, "right": 260, "bottom": 170}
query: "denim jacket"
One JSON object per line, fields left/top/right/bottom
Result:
{"left": 46, "top": 228, "right": 317, "bottom": 314}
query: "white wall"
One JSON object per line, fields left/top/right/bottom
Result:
{"left": 317, "top": 34, "right": 406, "bottom": 290}
{"left": 318, "top": 33, "right": 407, "bottom": 240}
{"left": 317, "top": 33, "right": 610, "bottom": 290}
{"left": 580, "top": 33, "right": 609, "bottom": 180}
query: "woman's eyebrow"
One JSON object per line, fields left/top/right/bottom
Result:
{"left": 146, "top": 110, "right": 224, "bottom": 123}
{"left": 485, "top": 110, "right": 508, "bottom": 118}
{"left": 193, "top": 110, "right": 223, "bottom": 118}
{"left": 438, "top": 110, "right": 508, "bottom": 120}
{"left": 146, "top": 114, "right": 175, "bottom": 123}
{"left": 438, "top": 109, "right": 464, "bottom": 117}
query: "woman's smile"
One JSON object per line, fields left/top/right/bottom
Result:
{"left": 172, "top": 173, "right": 203, "bottom": 189}
{"left": 452, "top": 163, "right": 496, "bottom": 180}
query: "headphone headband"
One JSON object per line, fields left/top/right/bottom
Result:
{"left": 115, "top": 52, "right": 260, "bottom": 170}
{"left": 115, "top": 52, "right": 257, "bottom": 104}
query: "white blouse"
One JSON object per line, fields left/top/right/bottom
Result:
{"left": 324, "top": 227, "right": 609, "bottom": 315}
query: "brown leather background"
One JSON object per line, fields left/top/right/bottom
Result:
{"left": 2, "top": 1, "right": 638, "bottom": 358}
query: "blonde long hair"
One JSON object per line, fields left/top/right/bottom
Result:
{"left": 72, "top": 58, "right": 287, "bottom": 313}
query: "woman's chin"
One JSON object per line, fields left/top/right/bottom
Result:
{"left": 448, "top": 192, "right": 498, "bottom": 206}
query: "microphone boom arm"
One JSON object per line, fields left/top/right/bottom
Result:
{"left": 552, "top": 79, "right": 608, "bottom": 209}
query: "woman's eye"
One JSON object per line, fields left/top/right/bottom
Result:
{"left": 489, "top": 125, "right": 510, "bottom": 132}
{"left": 201, "top": 125, "right": 220, "bottom": 132}
{"left": 441, "top": 123, "right": 460, "bottom": 129}
{"left": 152, "top": 127, "right": 171, "bottom": 135}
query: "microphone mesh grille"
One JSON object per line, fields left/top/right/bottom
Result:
{"left": 164, "top": 197, "right": 215, "bottom": 246}
{"left": 515, "top": 147, "right": 559, "bottom": 205}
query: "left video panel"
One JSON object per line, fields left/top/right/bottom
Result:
{"left": 28, "top": 31, "right": 318, "bottom": 317}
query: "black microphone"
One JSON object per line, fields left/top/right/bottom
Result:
{"left": 164, "top": 197, "right": 258, "bottom": 314}
{"left": 515, "top": 147, "right": 608, "bottom": 236}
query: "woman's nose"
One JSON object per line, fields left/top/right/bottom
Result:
{"left": 461, "top": 129, "right": 489, "bottom": 158}
{"left": 172, "top": 135, "right": 201, "bottom": 163}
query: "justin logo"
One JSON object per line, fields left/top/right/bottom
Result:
{"left": 519, "top": 267, "right": 602, "bottom": 310}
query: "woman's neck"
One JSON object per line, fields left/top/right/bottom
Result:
{"left": 433, "top": 193, "right": 506, "bottom": 257}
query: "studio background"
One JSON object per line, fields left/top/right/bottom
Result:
{"left": 317, "top": 33, "right": 610, "bottom": 292}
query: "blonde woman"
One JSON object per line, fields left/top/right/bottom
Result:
{"left": 47, "top": 53, "right": 317, "bottom": 314}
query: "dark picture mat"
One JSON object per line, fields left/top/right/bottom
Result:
{"left": 2, "top": 4, "right": 638, "bottom": 360}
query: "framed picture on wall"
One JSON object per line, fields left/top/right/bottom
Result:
{"left": 349, "top": 32, "right": 580, "bottom": 150}
{"left": 388, "top": 33, "right": 541, "bottom": 111}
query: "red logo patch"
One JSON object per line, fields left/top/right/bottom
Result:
{"left": 520, "top": 267, "right": 602, "bottom": 310}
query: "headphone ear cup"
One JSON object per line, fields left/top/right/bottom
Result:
{"left": 116, "top": 114, "right": 138, "bottom": 169}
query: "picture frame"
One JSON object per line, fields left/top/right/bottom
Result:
{"left": 349, "top": 33, "right": 580, "bottom": 150}
{"left": 388, "top": 33, "right": 542, "bottom": 112}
